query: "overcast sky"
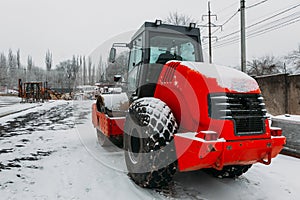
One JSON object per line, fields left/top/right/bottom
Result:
{"left": 0, "top": 0, "right": 299, "bottom": 69}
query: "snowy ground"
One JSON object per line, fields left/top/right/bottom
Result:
{"left": 0, "top": 97, "right": 299, "bottom": 200}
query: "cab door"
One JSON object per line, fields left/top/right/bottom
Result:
{"left": 127, "top": 34, "right": 144, "bottom": 99}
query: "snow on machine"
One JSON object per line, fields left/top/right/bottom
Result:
{"left": 92, "top": 20, "right": 286, "bottom": 188}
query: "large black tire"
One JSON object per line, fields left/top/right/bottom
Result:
{"left": 96, "top": 129, "right": 123, "bottom": 148}
{"left": 96, "top": 129, "right": 111, "bottom": 147}
{"left": 205, "top": 165, "right": 252, "bottom": 178}
{"left": 124, "top": 98, "right": 178, "bottom": 188}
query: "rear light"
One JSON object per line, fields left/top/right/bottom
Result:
{"left": 270, "top": 127, "right": 282, "bottom": 136}
{"left": 196, "top": 131, "right": 218, "bottom": 141}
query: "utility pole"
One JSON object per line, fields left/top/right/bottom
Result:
{"left": 208, "top": 2, "right": 213, "bottom": 64}
{"left": 201, "top": 1, "right": 221, "bottom": 64}
{"left": 241, "top": 0, "right": 246, "bottom": 72}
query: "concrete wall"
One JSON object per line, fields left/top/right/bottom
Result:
{"left": 255, "top": 74, "right": 300, "bottom": 115}
{"left": 288, "top": 75, "right": 300, "bottom": 115}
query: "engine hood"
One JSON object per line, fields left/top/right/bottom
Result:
{"left": 179, "top": 61, "right": 259, "bottom": 93}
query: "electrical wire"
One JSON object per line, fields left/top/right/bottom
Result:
{"left": 246, "top": 0, "right": 268, "bottom": 9}
{"left": 202, "top": 9, "right": 240, "bottom": 46}
{"left": 216, "top": 10, "right": 300, "bottom": 45}
{"left": 213, "top": 0, "right": 237, "bottom": 14}
{"left": 207, "top": 0, "right": 269, "bottom": 39}
{"left": 203, "top": 2, "right": 300, "bottom": 49}
{"left": 203, "top": 0, "right": 271, "bottom": 46}
{"left": 247, "top": 3, "right": 300, "bottom": 29}
{"left": 203, "top": 10, "right": 300, "bottom": 50}
{"left": 213, "top": 3, "right": 300, "bottom": 43}
{"left": 213, "top": 10, "right": 240, "bottom": 34}
{"left": 211, "top": 15, "right": 300, "bottom": 49}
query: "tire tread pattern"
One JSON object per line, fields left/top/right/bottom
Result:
{"left": 124, "top": 98, "right": 178, "bottom": 188}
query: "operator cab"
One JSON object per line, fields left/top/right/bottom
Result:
{"left": 110, "top": 20, "right": 203, "bottom": 100}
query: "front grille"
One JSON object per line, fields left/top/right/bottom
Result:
{"left": 208, "top": 93, "right": 267, "bottom": 135}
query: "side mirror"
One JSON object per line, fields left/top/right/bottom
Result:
{"left": 109, "top": 47, "right": 116, "bottom": 63}
{"left": 128, "top": 42, "right": 133, "bottom": 49}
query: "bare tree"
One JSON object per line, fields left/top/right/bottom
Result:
{"left": 71, "top": 55, "right": 79, "bottom": 87}
{"left": 8, "top": 49, "right": 17, "bottom": 88}
{"left": 27, "top": 56, "right": 33, "bottom": 81}
{"left": 78, "top": 56, "right": 82, "bottom": 85}
{"left": 92, "top": 65, "right": 95, "bottom": 85}
{"left": 27, "top": 56, "right": 33, "bottom": 71}
{"left": 97, "top": 55, "right": 103, "bottom": 82}
{"left": 0, "top": 53, "right": 7, "bottom": 86}
{"left": 56, "top": 60, "right": 73, "bottom": 93}
{"left": 45, "top": 49, "right": 53, "bottom": 87}
{"left": 88, "top": 57, "right": 92, "bottom": 85}
{"left": 164, "top": 11, "right": 199, "bottom": 26}
{"left": 247, "top": 55, "right": 281, "bottom": 76}
{"left": 285, "top": 45, "right": 300, "bottom": 73}
{"left": 16, "top": 49, "right": 21, "bottom": 69}
{"left": 83, "top": 56, "right": 86, "bottom": 85}
{"left": 45, "top": 50, "right": 52, "bottom": 71}
{"left": 55, "top": 63, "right": 67, "bottom": 91}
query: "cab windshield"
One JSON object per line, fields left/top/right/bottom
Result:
{"left": 149, "top": 34, "right": 199, "bottom": 64}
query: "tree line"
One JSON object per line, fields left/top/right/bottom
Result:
{"left": 246, "top": 45, "right": 300, "bottom": 76}
{"left": 0, "top": 49, "right": 107, "bottom": 92}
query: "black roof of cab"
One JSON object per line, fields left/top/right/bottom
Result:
{"left": 131, "top": 21, "right": 201, "bottom": 43}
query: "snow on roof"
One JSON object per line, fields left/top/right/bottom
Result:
{"left": 180, "top": 61, "right": 259, "bottom": 93}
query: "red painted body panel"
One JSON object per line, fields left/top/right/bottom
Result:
{"left": 92, "top": 104, "right": 125, "bottom": 136}
{"left": 154, "top": 62, "right": 263, "bottom": 137}
{"left": 174, "top": 133, "right": 286, "bottom": 171}
{"left": 154, "top": 62, "right": 286, "bottom": 171}
{"left": 92, "top": 61, "right": 286, "bottom": 172}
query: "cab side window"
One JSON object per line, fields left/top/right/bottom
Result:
{"left": 128, "top": 35, "right": 143, "bottom": 92}
{"left": 128, "top": 35, "right": 143, "bottom": 71}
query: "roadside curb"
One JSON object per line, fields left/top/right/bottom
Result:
{"left": 272, "top": 118, "right": 300, "bottom": 159}
{"left": 280, "top": 148, "right": 300, "bottom": 159}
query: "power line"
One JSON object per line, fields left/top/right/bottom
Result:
{"left": 206, "top": 0, "right": 269, "bottom": 44}
{"left": 213, "top": 0, "right": 237, "bottom": 14}
{"left": 211, "top": 15, "right": 300, "bottom": 49}
{"left": 213, "top": 18, "right": 300, "bottom": 49}
{"left": 203, "top": 1, "right": 269, "bottom": 47}
{"left": 203, "top": 2, "right": 300, "bottom": 50}
{"left": 246, "top": 0, "right": 268, "bottom": 9}
{"left": 215, "top": 10, "right": 300, "bottom": 47}
{"left": 213, "top": 10, "right": 239, "bottom": 34}
{"left": 215, "top": 3, "right": 300, "bottom": 42}
{"left": 203, "top": 10, "right": 300, "bottom": 49}
{"left": 202, "top": 9, "right": 239, "bottom": 46}
{"left": 247, "top": 18, "right": 300, "bottom": 40}
{"left": 247, "top": 3, "right": 300, "bottom": 29}
{"left": 247, "top": 15, "right": 300, "bottom": 38}
{"left": 248, "top": 10, "right": 300, "bottom": 33}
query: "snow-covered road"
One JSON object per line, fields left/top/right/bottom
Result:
{"left": 0, "top": 98, "right": 299, "bottom": 200}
